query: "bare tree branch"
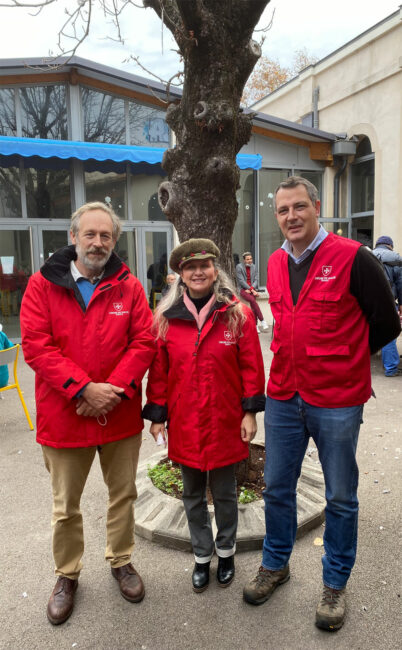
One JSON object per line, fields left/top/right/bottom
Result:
{"left": 0, "top": 0, "right": 58, "bottom": 6}
{"left": 254, "top": 7, "right": 275, "bottom": 32}
{"left": 143, "top": 0, "right": 182, "bottom": 35}
{"left": 125, "top": 53, "right": 183, "bottom": 101}
{"left": 237, "top": 0, "right": 270, "bottom": 34}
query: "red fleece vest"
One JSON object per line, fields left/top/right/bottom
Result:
{"left": 267, "top": 233, "right": 371, "bottom": 407}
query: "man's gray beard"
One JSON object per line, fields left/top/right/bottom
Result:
{"left": 76, "top": 243, "right": 112, "bottom": 273}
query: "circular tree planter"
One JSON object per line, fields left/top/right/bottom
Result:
{"left": 135, "top": 442, "right": 326, "bottom": 552}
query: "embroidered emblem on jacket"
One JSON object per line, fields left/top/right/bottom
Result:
{"left": 219, "top": 331, "right": 236, "bottom": 345}
{"left": 315, "top": 265, "right": 336, "bottom": 282}
{"left": 109, "top": 301, "right": 129, "bottom": 316}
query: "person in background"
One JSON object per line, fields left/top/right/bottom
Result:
{"left": 161, "top": 272, "right": 176, "bottom": 297}
{"left": 243, "top": 176, "right": 400, "bottom": 631}
{"left": 147, "top": 253, "right": 167, "bottom": 308}
{"left": 20, "top": 202, "right": 155, "bottom": 626}
{"left": 372, "top": 235, "right": 402, "bottom": 377}
{"left": 236, "top": 252, "right": 269, "bottom": 332}
{"left": 0, "top": 323, "right": 14, "bottom": 390}
{"left": 143, "top": 239, "right": 265, "bottom": 593}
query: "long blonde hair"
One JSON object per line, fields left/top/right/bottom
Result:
{"left": 153, "top": 264, "right": 246, "bottom": 340}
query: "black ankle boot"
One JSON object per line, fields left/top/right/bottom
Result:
{"left": 192, "top": 562, "right": 210, "bottom": 592}
{"left": 217, "top": 556, "right": 235, "bottom": 587}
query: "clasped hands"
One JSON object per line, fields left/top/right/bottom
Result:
{"left": 76, "top": 382, "right": 124, "bottom": 417}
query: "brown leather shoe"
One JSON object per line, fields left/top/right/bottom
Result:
{"left": 47, "top": 576, "right": 78, "bottom": 625}
{"left": 111, "top": 563, "right": 145, "bottom": 602}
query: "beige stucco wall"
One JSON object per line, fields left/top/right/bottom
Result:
{"left": 254, "top": 9, "right": 402, "bottom": 248}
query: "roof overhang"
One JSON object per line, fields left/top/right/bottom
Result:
{"left": 0, "top": 57, "right": 338, "bottom": 163}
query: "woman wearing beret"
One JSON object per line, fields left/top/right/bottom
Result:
{"left": 142, "top": 238, "right": 265, "bottom": 592}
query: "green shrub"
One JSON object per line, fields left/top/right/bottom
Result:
{"left": 238, "top": 486, "right": 258, "bottom": 504}
{"left": 147, "top": 461, "right": 183, "bottom": 496}
{"left": 148, "top": 462, "right": 260, "bottom": 503}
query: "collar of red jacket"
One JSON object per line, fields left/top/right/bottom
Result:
{"left": 40, "top": 244, "right": 126, "bottom": 289}
{"left": 164, "top": 291, "right": 237, "bottom": 322}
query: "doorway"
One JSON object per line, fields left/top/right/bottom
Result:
{"left": 0, "top": 221, "right": 173, "bottom": 339}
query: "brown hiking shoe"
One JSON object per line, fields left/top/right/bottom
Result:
{"left": 315, "top": 585, "right": 346, "bottom": 631}
{"left": 243, "top": 565, "right": 290, "bottom": 605}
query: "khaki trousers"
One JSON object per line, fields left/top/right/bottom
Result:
{"left": 42, "top": 434, "right": 142, "bottom": 580}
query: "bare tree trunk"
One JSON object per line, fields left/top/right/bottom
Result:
{"left": 144, "top": 0, "right": 269, "bottom": 274}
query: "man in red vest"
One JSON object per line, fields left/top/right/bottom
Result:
{"left": 243, "top": 176, "right": 400, "bottom": 631}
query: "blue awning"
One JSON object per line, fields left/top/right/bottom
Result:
{"left": 236, "top": 153, "right": 262, "bottom": 170}
{"left": 0, "top": 135, "right": 164, "bottom": 165}
{"left": 0, "top": 136, "right": 262, "bottom": 170}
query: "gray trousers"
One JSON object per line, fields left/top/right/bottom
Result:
{"left": 180, "top": 463, "right": 238, "bottom": 563}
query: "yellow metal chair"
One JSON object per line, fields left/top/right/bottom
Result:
{"left": 152, "top": 291, "right": 162, "bottom": 310}
{"left": 0, "top": 344, "right": 34, "bottom": 430}
{"left": 0, "top": 290, "right": 11, "bottom": 319}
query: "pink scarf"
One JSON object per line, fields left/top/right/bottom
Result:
{"left": 183, "top": 291, "right": 216, "bottom": 330}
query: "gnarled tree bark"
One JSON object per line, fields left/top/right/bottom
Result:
{"left": 144, "top": 0, "right": 269, "bottom": 274}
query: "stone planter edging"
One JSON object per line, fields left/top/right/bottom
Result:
{"left": 135, "top": 449, "right": 326, "bottom": 553}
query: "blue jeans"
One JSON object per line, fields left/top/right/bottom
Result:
{"left": 382, "top": 338, "right": 400, "bottom": 376}
{"left": 262, "top": 394, "right": 363, "bottom": 590}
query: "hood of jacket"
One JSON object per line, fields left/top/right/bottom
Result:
{"left": 40, "top": 244, "right": 124, "bottom": 289}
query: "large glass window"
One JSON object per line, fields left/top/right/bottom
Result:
{"left": 294, "top": 170, "right": 323, "bottom": 202}
{"left": 319, "top": 221, "right": 348, "bottom": 238}
{"left": 19, "top": 85, "right": 68, "bottom": 139}
{"left": 233, "top": 170, "right": 254, "bottom": 270}
{"left": 129, "top": 103, "right": 169, "bottom": 147}
{"left": 350, "top": 136, "right": 374, "bottom": 247}
{"left": 351, "top": 159, "right": 374, "bottom": 214}
{"left": 42, "top": 230, "right": 69, "bottom": 261}
{"left": 145, "top": 231, "right": 168, "bottom": 309}
{"left": 84, "top": 161, "right": 127, "bottom": 219}
{"left": 0, "top": 230, "right": 32, "bottom": 339}
{"left": 25, "top": 160, "right": 71, "bottom": 219}
{"left": 0, "top": 88, "right": 17, "bottom": 136}
{"left": 351, "top": 215, "right": 373, "bottom": 248}
{"left": 115, "top": 231, "right": 137, "bottom": 277}
{"left": 82, "top": 87, "right": 125, "bottom": 144}
{"left": 258, "top": 169, "right": 288, "bottom": 285}
{"left": 129, "top": 164, "right": 167, "bottom": 221}
{"left": 0, "top": 157, "right": 21, "bottom": 218}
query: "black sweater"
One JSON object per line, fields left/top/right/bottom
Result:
{"left": 285, "top": 245, "right": 401, "bottom": 354}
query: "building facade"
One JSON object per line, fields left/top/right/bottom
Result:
{"left": 253, "top": 7, "right": 402, "bottom": 251}
{"left": 0, "top": 56, "right": 337, "bottom": 338}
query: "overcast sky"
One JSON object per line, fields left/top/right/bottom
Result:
{"left": 0, "top": 0, "right": 399, "bottom": 83}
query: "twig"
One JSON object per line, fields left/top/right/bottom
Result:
{"left": 0, "top": 0, "right": 57, "bottom": 6}
{"left": 128, "top": 54, "right": 183, "bottom": 88}
{"left": 254, "top": 7, "right": 275, "bottom": 32}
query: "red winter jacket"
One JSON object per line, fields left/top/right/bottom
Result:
{"left": 20, "top": 246, "right": 155, "bottom": 448}
{"left": 267, "top": 233, "right": 372, "bottom": 407}
{"left": 142, "top": 296, "right": 266, "bottom": 471}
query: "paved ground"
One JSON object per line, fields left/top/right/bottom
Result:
{"left": 0, "top": 304, "right": 401, "bottom": 650}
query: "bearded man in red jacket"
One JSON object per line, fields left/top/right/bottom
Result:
{"left": 243, "top": 177, "right": 400, "bottom": 631}
{"left": 20, "top": 202, "right": 155, "bottom": 626}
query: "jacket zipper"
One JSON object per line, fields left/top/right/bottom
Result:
{"left": 291, "top": 304, "right": 298, "bottom": 390}
{"left": 192, "top": 311, "right": 220, "bottom": 357}
{"left": 193, "top": 328, "right": 202, "bottom": 357}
